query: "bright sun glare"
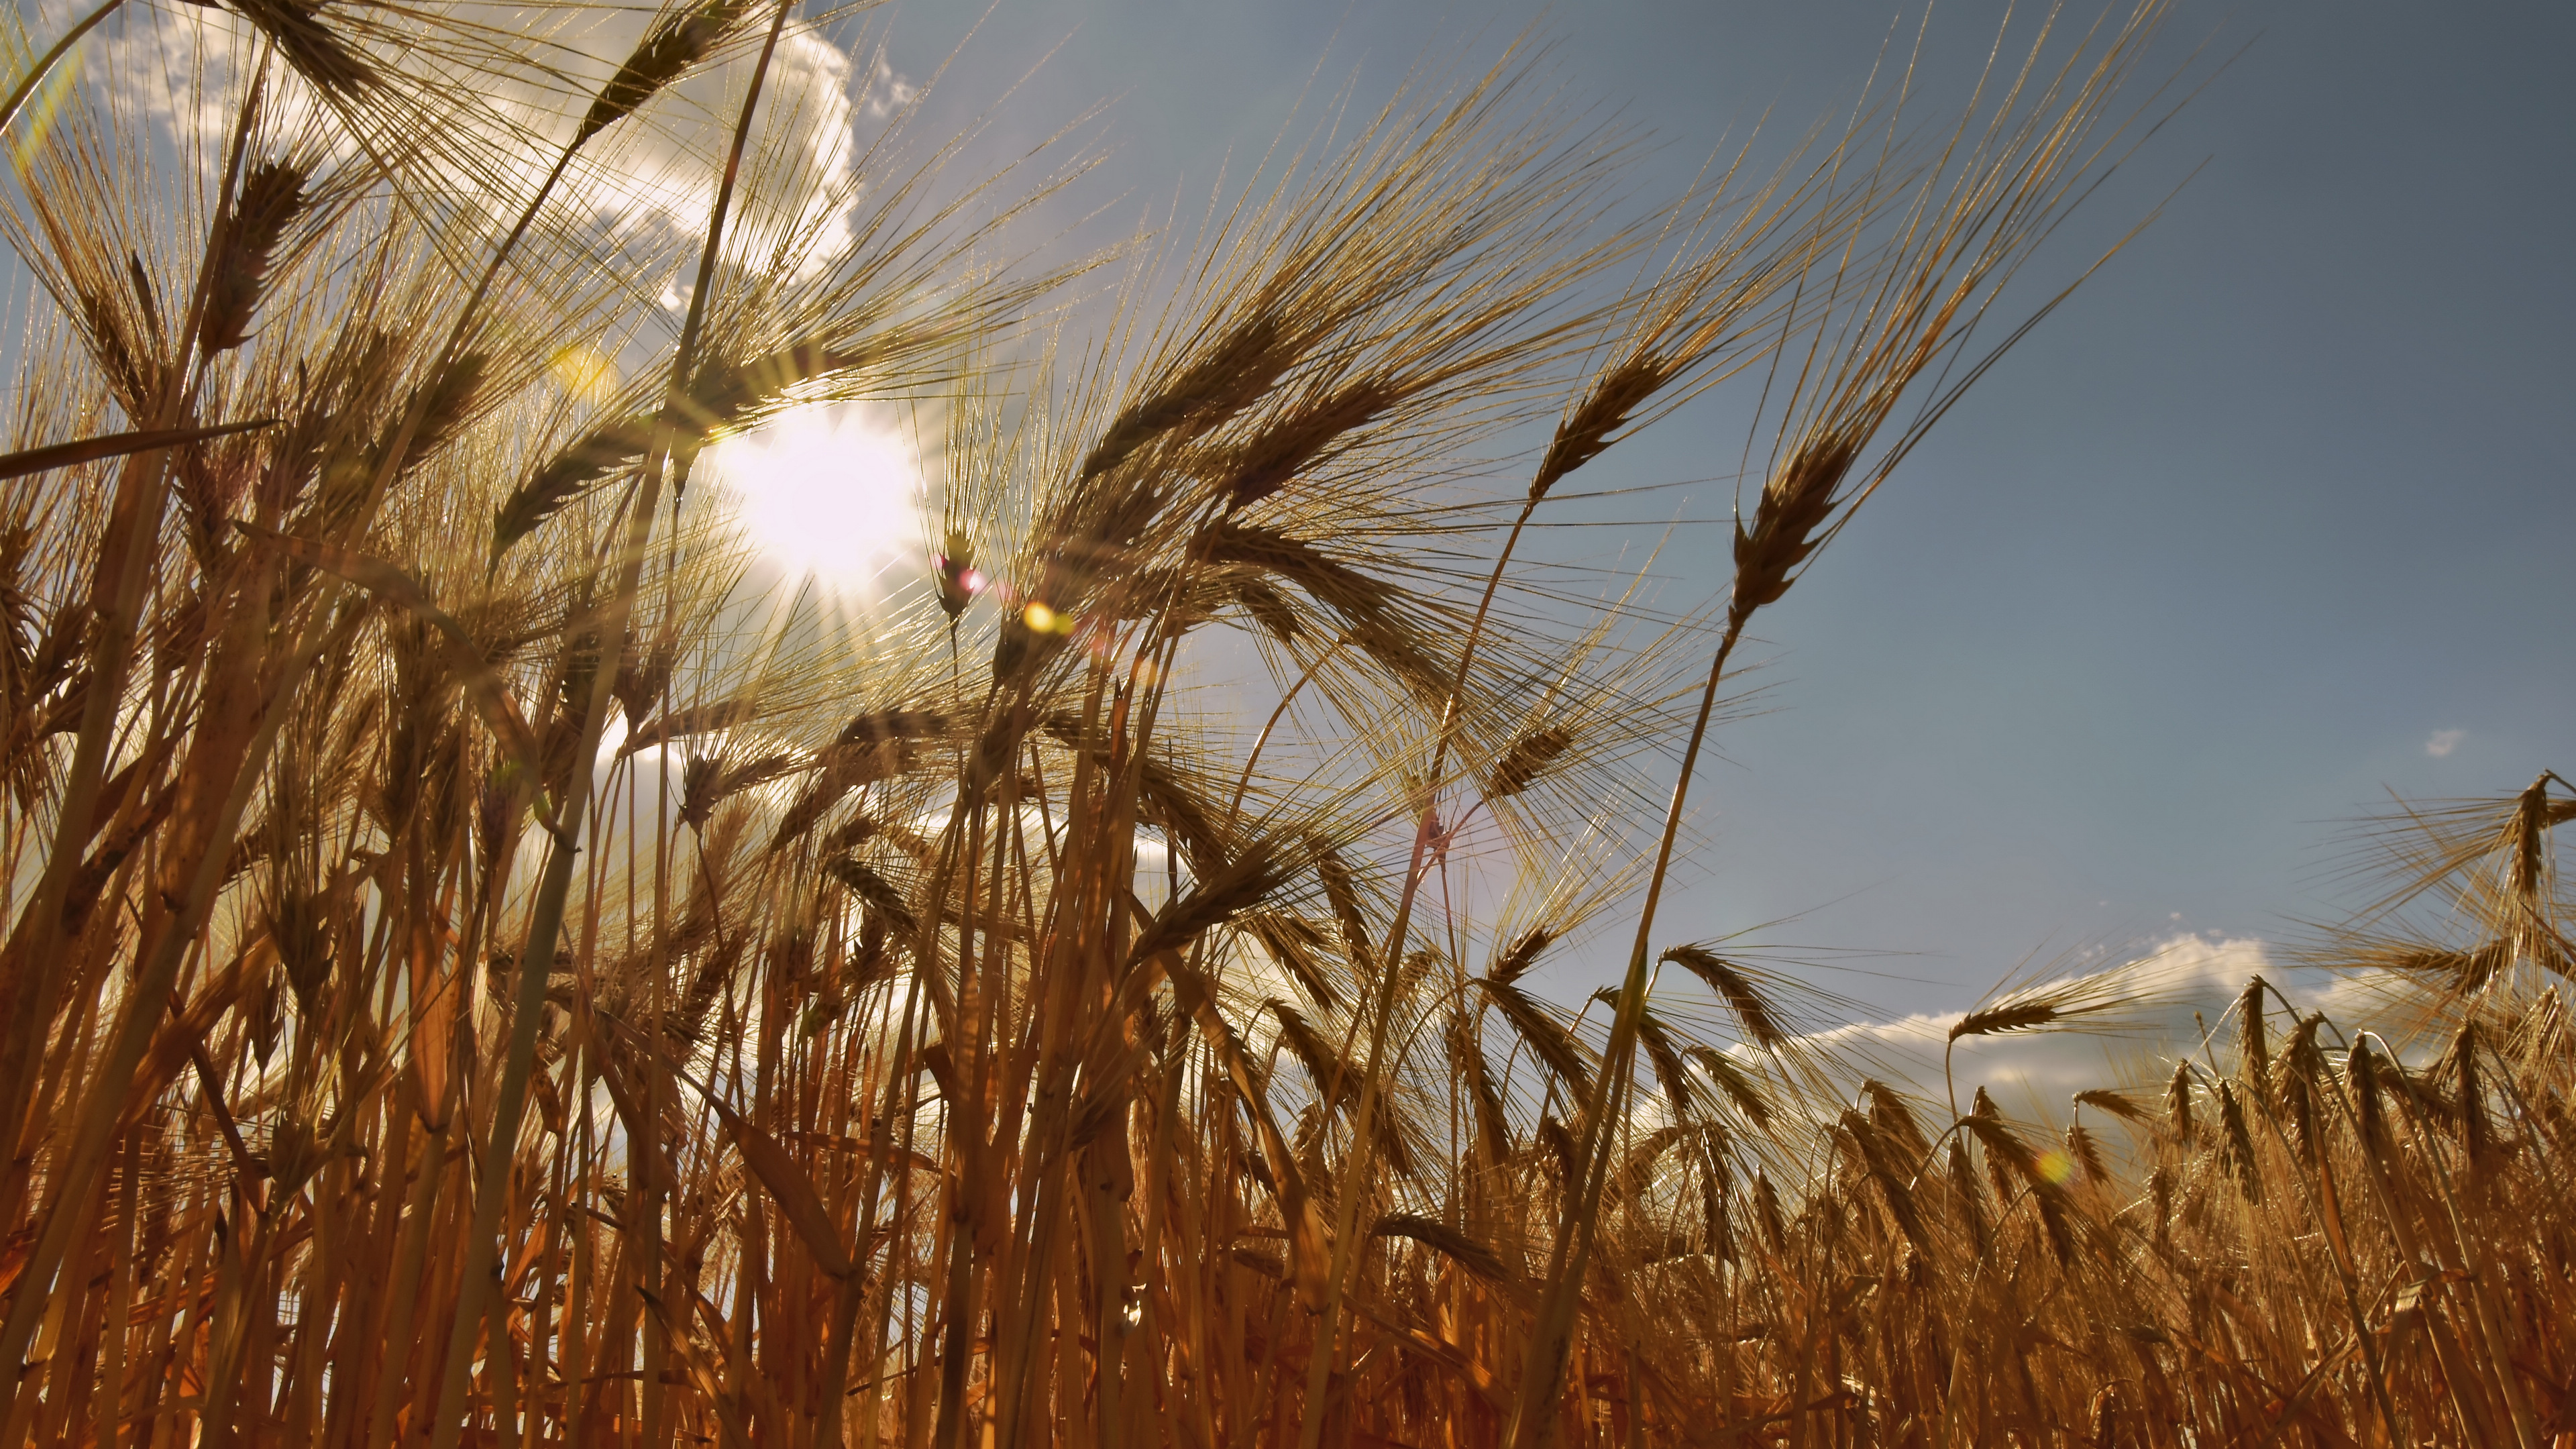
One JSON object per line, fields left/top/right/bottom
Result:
{"left": 700, "top": 402, "right": 926, "bottom": 601}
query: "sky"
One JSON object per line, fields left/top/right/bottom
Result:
{"left": 17, "top": 0, "right": 2566, "bottom": 1099}
{"left": 847, "top": 0, "right": 2576, "bottom": 1049}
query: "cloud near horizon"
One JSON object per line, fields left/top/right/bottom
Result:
{"left": 1776, "top": 934, "right": 2402, "bottom": 1121}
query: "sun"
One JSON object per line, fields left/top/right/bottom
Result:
{"left": 699, "top": 402, "right": 926, "bottom": 602}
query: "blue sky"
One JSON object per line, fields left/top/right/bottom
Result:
{"left": 873, "top": 0, "right": 2575, "bottom": 1018}
{"left": 17, "top": 0, "right": 2557, "bottom": 1043}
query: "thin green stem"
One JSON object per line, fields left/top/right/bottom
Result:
{"left": 0, "top": 0, "right": 121, "bottom": 137}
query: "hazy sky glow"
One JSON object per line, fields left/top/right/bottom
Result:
{"left": 846, "top": 0, "right": 2574, "bottom": 1038}
{"left": 704, "top": 402, "right": 928, "bottom": 605}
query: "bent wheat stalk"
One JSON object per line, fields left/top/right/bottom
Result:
{"left": 1507, "top": 5, "right": 2173, "bottom": 1433}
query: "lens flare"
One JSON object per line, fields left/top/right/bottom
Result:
{"left": 548, "top": 345, "right": 621, "bottom": 406}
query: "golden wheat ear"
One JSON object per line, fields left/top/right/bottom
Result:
{"left": 1661, "top": 943, "right": 1792, "bottom": 1051}
{"left": 2074, "top": 1086, "right": 2153, "bottom": 1126}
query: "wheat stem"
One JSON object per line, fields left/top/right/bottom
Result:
{"left": 426, "top": 3, "right": 801, "bottom": 1439}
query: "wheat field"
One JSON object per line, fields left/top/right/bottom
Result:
{"left": 0, "top": 0, "right": 2568, "bottom": 1444}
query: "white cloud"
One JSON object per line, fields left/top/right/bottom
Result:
{"left": 2426, "top": 728, "right": 2466, "bottom": 758}
{"left": 859, "top": 55, "right": 919, "bottom": 120}
{"left": 1780, "top": 934, "right": 2279, "bottom": 1120}
{"left": 99, "top": 3, "right": 884, "bottom": 279}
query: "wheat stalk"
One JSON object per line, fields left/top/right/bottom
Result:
{"left": 19, "top": 5, "right": 2557, "bottom": 1446}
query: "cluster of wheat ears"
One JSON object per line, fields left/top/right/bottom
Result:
{"left": 0, "top": 0, "right": 2567, "bottom": 1442}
